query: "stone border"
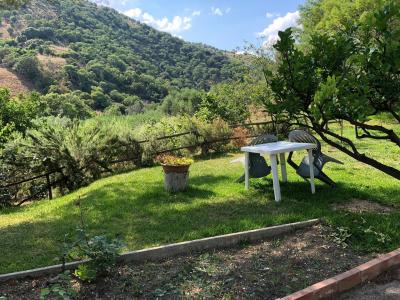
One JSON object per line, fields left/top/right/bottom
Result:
{"left": 278, "top": 247, "right": 400, "bottom": 300}
{"left": 0, "top": 219, "right": 319, "bottom": 283}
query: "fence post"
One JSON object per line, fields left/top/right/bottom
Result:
{"left": 46, "top": 174, "right": 53, "bottom": 200}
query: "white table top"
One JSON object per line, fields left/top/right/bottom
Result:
{"left": 241, "top": 141, "right": 316, "bottom": 155}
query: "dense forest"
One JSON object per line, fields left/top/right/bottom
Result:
{"left": 0, "top": 0, "right": 245, "bottom": 111}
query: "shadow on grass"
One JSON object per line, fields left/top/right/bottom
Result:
{"left": 0, "top": 171, "right": 399, "bottom": 274}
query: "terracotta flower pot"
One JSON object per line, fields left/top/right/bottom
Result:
{"left": 162, "top": 164, "right": 191, "bottom": 193}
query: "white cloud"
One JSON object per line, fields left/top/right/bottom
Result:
{"left": 266, "top": 12, "right": 280, "bottom": 18}
{"left": 123, "top": 8, "right": 197, "bottom": 35}
{"left": 91, "top": 0, "right": 139, "bottom": 7}
{"left": 192, "top": 10, "right": 201, "bottom": 17}
{"left": 211, "top": 6, "right": 230, "bottom": 16}
{"left": 211, "top": 6, "right": 223, "bottom": 16}
{"left": 124, "top": 8, "right": 142, "bottom": 18}
{"left": 91, "top": 0, "right": 110, "bottom": 6}
{"left": 257, "top": 11, "right": 300, "bottom": 47}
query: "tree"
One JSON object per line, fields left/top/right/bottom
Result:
{"left": 299, "top": 0, "right": 387, "bottom": 36}
{"left": 42, "top": 92, "right": 94, "bottom": 119}
{"left": 263, "top": 2, "right": 400, "bottom": 179}
{"left": 0, "top": 0, "right": 28, "bottom": 9}
{"left": 160, "top": 88, "right": 204, "bottom": 116}
{"left": 0, "top": 88, "right": 45, "bottom": 144}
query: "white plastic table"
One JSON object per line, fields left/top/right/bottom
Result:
{"left": 241, "top": 141, "right": 317, "bottom": 202}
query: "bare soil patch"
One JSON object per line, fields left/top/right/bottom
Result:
{"left": 37, "top": 54, "right": 66, "bottom": 73}
{"left": 0, "top": 22, "right": 11, "bottom": 39}
{"left": 0, "top": 67, "right": 34, "bottom": 95}
{"left": 339, "top": 266, "right": 400, "bottom": 300}
{"left": 0, "top": 225, "right": 373, "bottom": 299}
{"left": 49, "top": 45, "right": 70, "bottom": 55}
{"left": 332, "top": 198, "right": 394, "bottom": 214}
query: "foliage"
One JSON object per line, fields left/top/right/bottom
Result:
{"left": 231, "top": 127, "right": 250, "bottom": 148}
{"left": 42, "top": 92, "right": 94, "bottom": 119}
{"left": 263, "top": 1, "right": 400, "bottom": 179}
{"left": 0, "top": 88, "right": 45, "bottom": 144}
{"left": 61, "top": 200, "right": 124, "bottom": 282}
{"left": 0, "top": 0, "right": 244, "bottom": 106}
{"left": 0, "top": 118, "right": 142, "bottom": 205}
{"left": 160, "top": 88, "right": 204, "bottom": 116}
{"left": 194, "top": 117, "right": 233, "bottom": 155}
{"left": 0, "top": 127, "right": 399, "bottom": 274}
{"left": 330, "top": 226, "right": 352, "bottom": 248}
{"left": 299, "top": 0, "right": 387, "bottom": 37}
{"left": 135, "top": 116, "right": 198, "bottom": 162}
{"left": 196, "top": 84, "right": 247, "bottom": 124}
{"left": 156, "top": 154, "right": 194, "bottom": 166}
{"left": 40, "top": 271, "right": 77, "bottom": 300}
{"left": 0, "top": 0, "right": 28, "bottom": 9}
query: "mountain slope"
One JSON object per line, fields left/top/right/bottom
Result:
{"left": 0, "top": 0, "right": 244, "bottom": 104}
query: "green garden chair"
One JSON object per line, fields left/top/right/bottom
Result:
{"left": 287, "top": 129, "right": 343, "bottom": 187}
{"left": 232, "top": 134, "right": 278, "bottom": 183}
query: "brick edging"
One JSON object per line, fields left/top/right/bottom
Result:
{"left": 0, "top": 219, "right": 319, "bottom": 282}
{"left": 278, "top": 248, "right": 400, "bottom": 300}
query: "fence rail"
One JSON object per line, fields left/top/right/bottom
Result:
{"left": 1, "top": 120, "right": 281, "bottom": 206}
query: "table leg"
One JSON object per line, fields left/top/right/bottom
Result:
{"left": 270, "top": 154, "right": 281, "bottom": 202}
{"left": 244, "top": 152, "right": 249, "bottom": 190}
{"left": 308, "top": 150, "right": 315, "bottom": 194}
{"left": 279, "top": 153, "right": 287, "bottom": 182}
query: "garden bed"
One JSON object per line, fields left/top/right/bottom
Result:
{"left": 0, "top": 224, "right": 373, "bottom": 299}
{"left": 338, "top": 266, "right": 400, "bottom": 299}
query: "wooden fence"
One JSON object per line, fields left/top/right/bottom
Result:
{"left": 1, "top": 120, "right": 286, "bottom": 205}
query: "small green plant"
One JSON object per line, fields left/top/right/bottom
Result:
{"left": 331, "top": 226, "right": 352, "bottom": 248}
{"left": 74, "top": 264, "right": 97, "bottom": 283}
{"left": 363, "top": 227, "right": 392, "bottom": 245}
{"left": 40, "top": 271, "right": 77, "bottom": 300}
{"left": 61, "top": 199, "right": 124, "bottom": 282}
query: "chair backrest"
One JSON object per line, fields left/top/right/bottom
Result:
{"left": 288, "top": 129, "right": 321, "bottom": 155}
{"left": 249, "top": 134, "right": 278, "bottom": 146}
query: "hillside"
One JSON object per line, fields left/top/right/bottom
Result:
{"left": 0, "top": 67, "right": 33, "bottom": 95}
{"left": 0, "top": 0, "right": 244, "bottom": 104}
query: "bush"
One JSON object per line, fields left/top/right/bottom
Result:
{"left": 42, "top": 92, "right": 94, "bottom": 119}
{"left": 194, "top": 117, "right": 232, "bottom": 155}
{"left": 230, "top": 127, "right": 250, "bottom": 148}
{"left": 135, "top": 116, "right": 197, "bottom": 163}
{"left": 0, "top": 117, "right": 142, "bottom": 204}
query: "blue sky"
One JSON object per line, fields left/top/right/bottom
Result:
{"left": 93, "top": 0, "right": 305, "bottom": 51}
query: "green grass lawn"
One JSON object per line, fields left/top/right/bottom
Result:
{"left": 1, "top": 124, "right": 399, "bottom": 274}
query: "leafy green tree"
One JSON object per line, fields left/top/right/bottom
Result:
{"left": 160, "top": 88, "right": 204, "bottom": 116}
{"left": 126, "top": 100, "right": 144, "bottom": 115}
{"left": 300, "top": 0, "right": 386, "bottom": 36}
{"left": 104, "top": 103, "right": 125, "bottom": 116}
{"left": 0, "top": 88, "right": 45, "bottom": 144}
{"left": 42, "top": 93, "right": 94, "bottom": 119}
{"left": 0, "top": 0, "right": 28, "bottom": 9}
{"left": 12, "top": 54, "right": 40, "bottom": 80}
{"left": 196, "top": 79, "right": 266, "bottom": 124}
{"left": 263, "top": 2, "right": 400, "bottom": 179}
{"left": 90, "top": 87, "right": 111, "bottom": 110}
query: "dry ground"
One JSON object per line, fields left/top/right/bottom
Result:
{"left": 0, "top": 225, "right": 373, "bottom": 299}
{"left": 0, "top": 67, "right": 33, "bottom": 95}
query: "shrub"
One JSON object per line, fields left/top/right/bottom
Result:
{"left": 230, "top": 127, "right": 250, "bottom": 148}
{"left": 135, "top": 116, "right": 197, "bottom": 163}
{"left": 193, "top": 117, "right": 233, "bottom": 155}
{"left": 0, "top": 117, "right": 142, "bottom": 204}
